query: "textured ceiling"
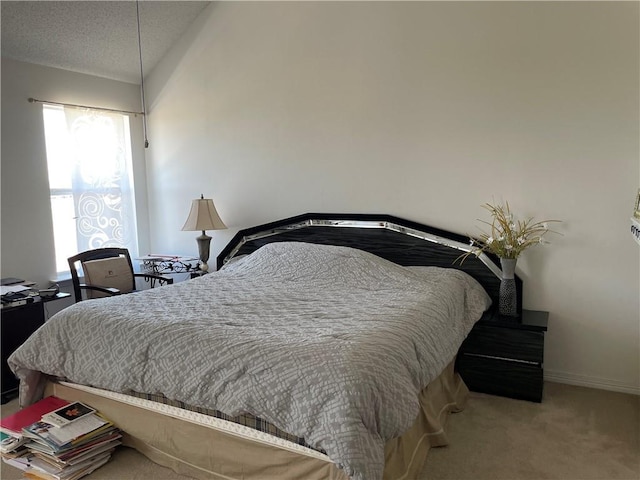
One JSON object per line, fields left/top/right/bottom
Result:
{"left": 1, "top": 1, "right": 211, "bottom": 84}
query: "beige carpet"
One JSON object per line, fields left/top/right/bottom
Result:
{"left": 424, "top": 382, "right": 639, "bottom": 480}
{"left": 1, "top": 382, "right": 638, "bottom": 480}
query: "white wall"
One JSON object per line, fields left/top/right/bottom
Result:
{"left": 1, "top": 58, "right": 150, "bottom": 287}
{"left": 145, "top": 2, "right": 639, "bottom": 394}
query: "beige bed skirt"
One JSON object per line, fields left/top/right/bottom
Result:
{"left": 44, "top": 361, "right": 468, "bottom": 480}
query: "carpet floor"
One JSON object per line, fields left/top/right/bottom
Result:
{"left": 1, "top": 381, "right": 638, "bottom": 480}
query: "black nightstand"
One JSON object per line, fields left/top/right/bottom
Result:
{"left": 1, "top": 293, "right": 71, "bottom": 403}
{"left": 456, "top": 309, "right": 549, "bottom": 402}
{"left": 190, "top": 270, "right": 208, "bottom": 279}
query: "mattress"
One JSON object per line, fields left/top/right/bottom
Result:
{"left": 129, "top": 390, "right": 321, "bottom": 451}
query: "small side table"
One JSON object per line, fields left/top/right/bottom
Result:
{"left": 138, "top": 255, "right": 199, "bottom": 275}
{"left": 456, "top": 309, "right": 549, "bottom": 402}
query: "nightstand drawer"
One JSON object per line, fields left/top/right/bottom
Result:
{"left": 460, "top": 324, "right": 544, "bottom": 364}
{"left": 457, "top": 354, "right": 543, "bottom": 402}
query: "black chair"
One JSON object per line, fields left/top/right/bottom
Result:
{"left": 68, "top": 247, "right": 174, "bottom": 303}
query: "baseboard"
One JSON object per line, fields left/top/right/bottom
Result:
{"left": 545, "top": 370, "right": 640, "bottom": 396}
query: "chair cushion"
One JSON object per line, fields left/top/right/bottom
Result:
{"left": 82, "top": 256, "right": 134, "bottom": 299}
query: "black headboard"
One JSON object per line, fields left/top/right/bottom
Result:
{"left": 217, "top": 213, "right": 522, "bottom": 313}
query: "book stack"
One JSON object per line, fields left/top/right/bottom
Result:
{"left": 1, "top": 396, "right": 121, "bottom": 480}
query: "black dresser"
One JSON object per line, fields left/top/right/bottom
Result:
{"left": 457, "top": 309, "right": 549, "bottom": 402}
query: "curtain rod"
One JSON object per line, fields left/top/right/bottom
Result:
{"left": 28, "top": 97, "right": 144, "bottom": 116}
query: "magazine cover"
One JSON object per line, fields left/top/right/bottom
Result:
{"left": 41, "top": 403, "right": 95, "bottom": 428}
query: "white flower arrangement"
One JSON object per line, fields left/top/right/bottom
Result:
{"left": 459, "top": 201, "right": 561, "bottom": 262}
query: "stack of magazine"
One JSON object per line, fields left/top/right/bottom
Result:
{"left": 1, "top": 396, "right": 121, "bottom": 480}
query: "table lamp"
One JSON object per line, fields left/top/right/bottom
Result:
{"left": 181, "top": 194, "right": 227, "bottom": 272}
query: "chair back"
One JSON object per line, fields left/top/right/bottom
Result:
{"left": 68, "top": 248, "right": 136, "bottom": 302}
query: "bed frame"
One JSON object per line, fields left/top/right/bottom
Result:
{"left": 218, "top": 213, "right": 522, "bottom": 315}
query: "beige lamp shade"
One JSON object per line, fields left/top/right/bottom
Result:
{"left": 181, "top": 196, "right": 227, "bottom": 232}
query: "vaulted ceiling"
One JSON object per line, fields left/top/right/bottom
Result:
{"left": 1, "top": 1, "right": 211, "bottom": 84}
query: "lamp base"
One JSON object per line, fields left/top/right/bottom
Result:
{"left": 196, "top": 232, "right": 212, "bottom": 270}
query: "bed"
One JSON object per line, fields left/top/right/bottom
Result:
{"left": 8, "top": 213, "right": 509, "bottom": 480}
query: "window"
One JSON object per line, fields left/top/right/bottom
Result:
{"left": 42, "top": 104, "right": 138, "bottom": 274}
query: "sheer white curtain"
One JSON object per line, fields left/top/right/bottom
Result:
{"left": 43, "top": 104, "right": 138, "bottom": 273}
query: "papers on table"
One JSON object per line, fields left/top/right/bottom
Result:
{"left": 1, "top": 285, "right": 32, "bottom": 295}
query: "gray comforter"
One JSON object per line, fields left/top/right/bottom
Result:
{"left": 9, "top": 242, "right": 491, "bottom": 479}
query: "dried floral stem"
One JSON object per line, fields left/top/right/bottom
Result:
{"left": 457, "top": 201, "right": 561, "bottom": 264}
